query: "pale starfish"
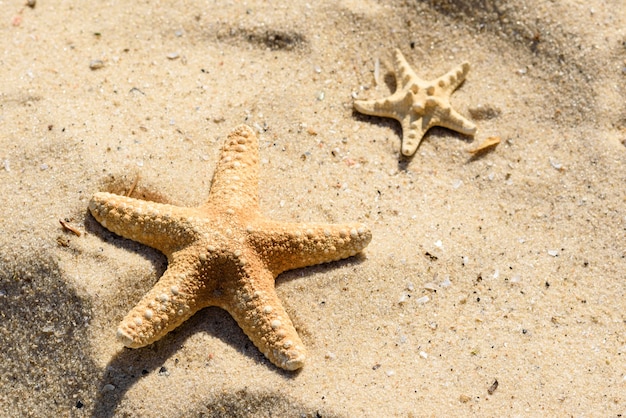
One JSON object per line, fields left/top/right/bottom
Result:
{"left": 354, "top": 48, "right": 477, "bottom": 156}
{"left": 89, "top": 125, "right": 371, "bottom": 371}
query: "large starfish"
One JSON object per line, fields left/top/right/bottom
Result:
{"left": 89, "top": 125, "right": 371, "bottom": 370}
{"left": 354, "top": 48, "right": 477, "bottom": 157}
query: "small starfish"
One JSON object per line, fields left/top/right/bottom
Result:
{"left": 354, "top": 48, "right": 477, "bottom": 156}
{"left": 89, "top": 125, "right": 371, "bottom": 370}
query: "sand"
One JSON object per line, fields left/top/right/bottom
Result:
{"left": 1, "top": 0, "right": 625, "bottom": 416}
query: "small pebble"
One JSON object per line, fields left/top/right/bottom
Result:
{"left": 89, "top": 60, "right": 104, "bottom": 70}
{"left": 416, "top": 295, "right": 430, "bottom": 305}
{"left": 549, "top": 158, "right": 563, "bottom": 170}
{"left": 102, "top": 384, "right": 115, "bottom": 392}
{"left": 468, "top": 104, "right": 502, "bottom": 120}
{"left": 423, "top": 282, "right": 437, "bottom": 291}
{"left": 419, "top": 351, "right": 428, "bottom": 359}
{"left": 166, "top": 52, "right": 180, "bottom": 60}
{"left": 487, "top": 379, "right": 499, "bottom": 395}
{"left": 547, "top": 249, "right": 559, "bottom": 257}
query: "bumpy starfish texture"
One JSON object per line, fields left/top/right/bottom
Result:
{"left": 89, "top": 125, "right": 371, "bottom": 371}
{"left": 354, "top": 48, "right": 477, "bottom": 156}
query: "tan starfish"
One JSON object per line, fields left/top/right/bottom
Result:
{"left": 89, "top": 125, "right": 371, "bottom": 370}
{"left": 354, "top": 48, "right": 477, "bottom": 156}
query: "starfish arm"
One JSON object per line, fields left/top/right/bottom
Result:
{"left": 203, "top": 124, "right": 260, "bottom": 212}
{"left": 354, "top": 87, "right": 412, "bottom": 121}
{"left": 89, "top": 192, "right": 197, "bottom": 254}
{"left": 116, "top": 256, "right": 209, "bottom": 348}
{"left": 248, "top": 220, "right": 372, "bottom": 275}
{"left": 400, "top": 115, "right": 429, "bottom": 157}
{"left": 435, "top": 108, "right": 477, "bottom": 136}
{"left": 221, "top": 266, "right": 306, "bottom": 370}
{"left": 437, "top": 62, "right": 470, "bottom": 94}
{"left": 392, "top": 49, "right": 420, "bottom": 87}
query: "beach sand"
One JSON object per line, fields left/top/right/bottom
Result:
{"left": 1, "top": 0, "right": 625, "bottom": 416}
